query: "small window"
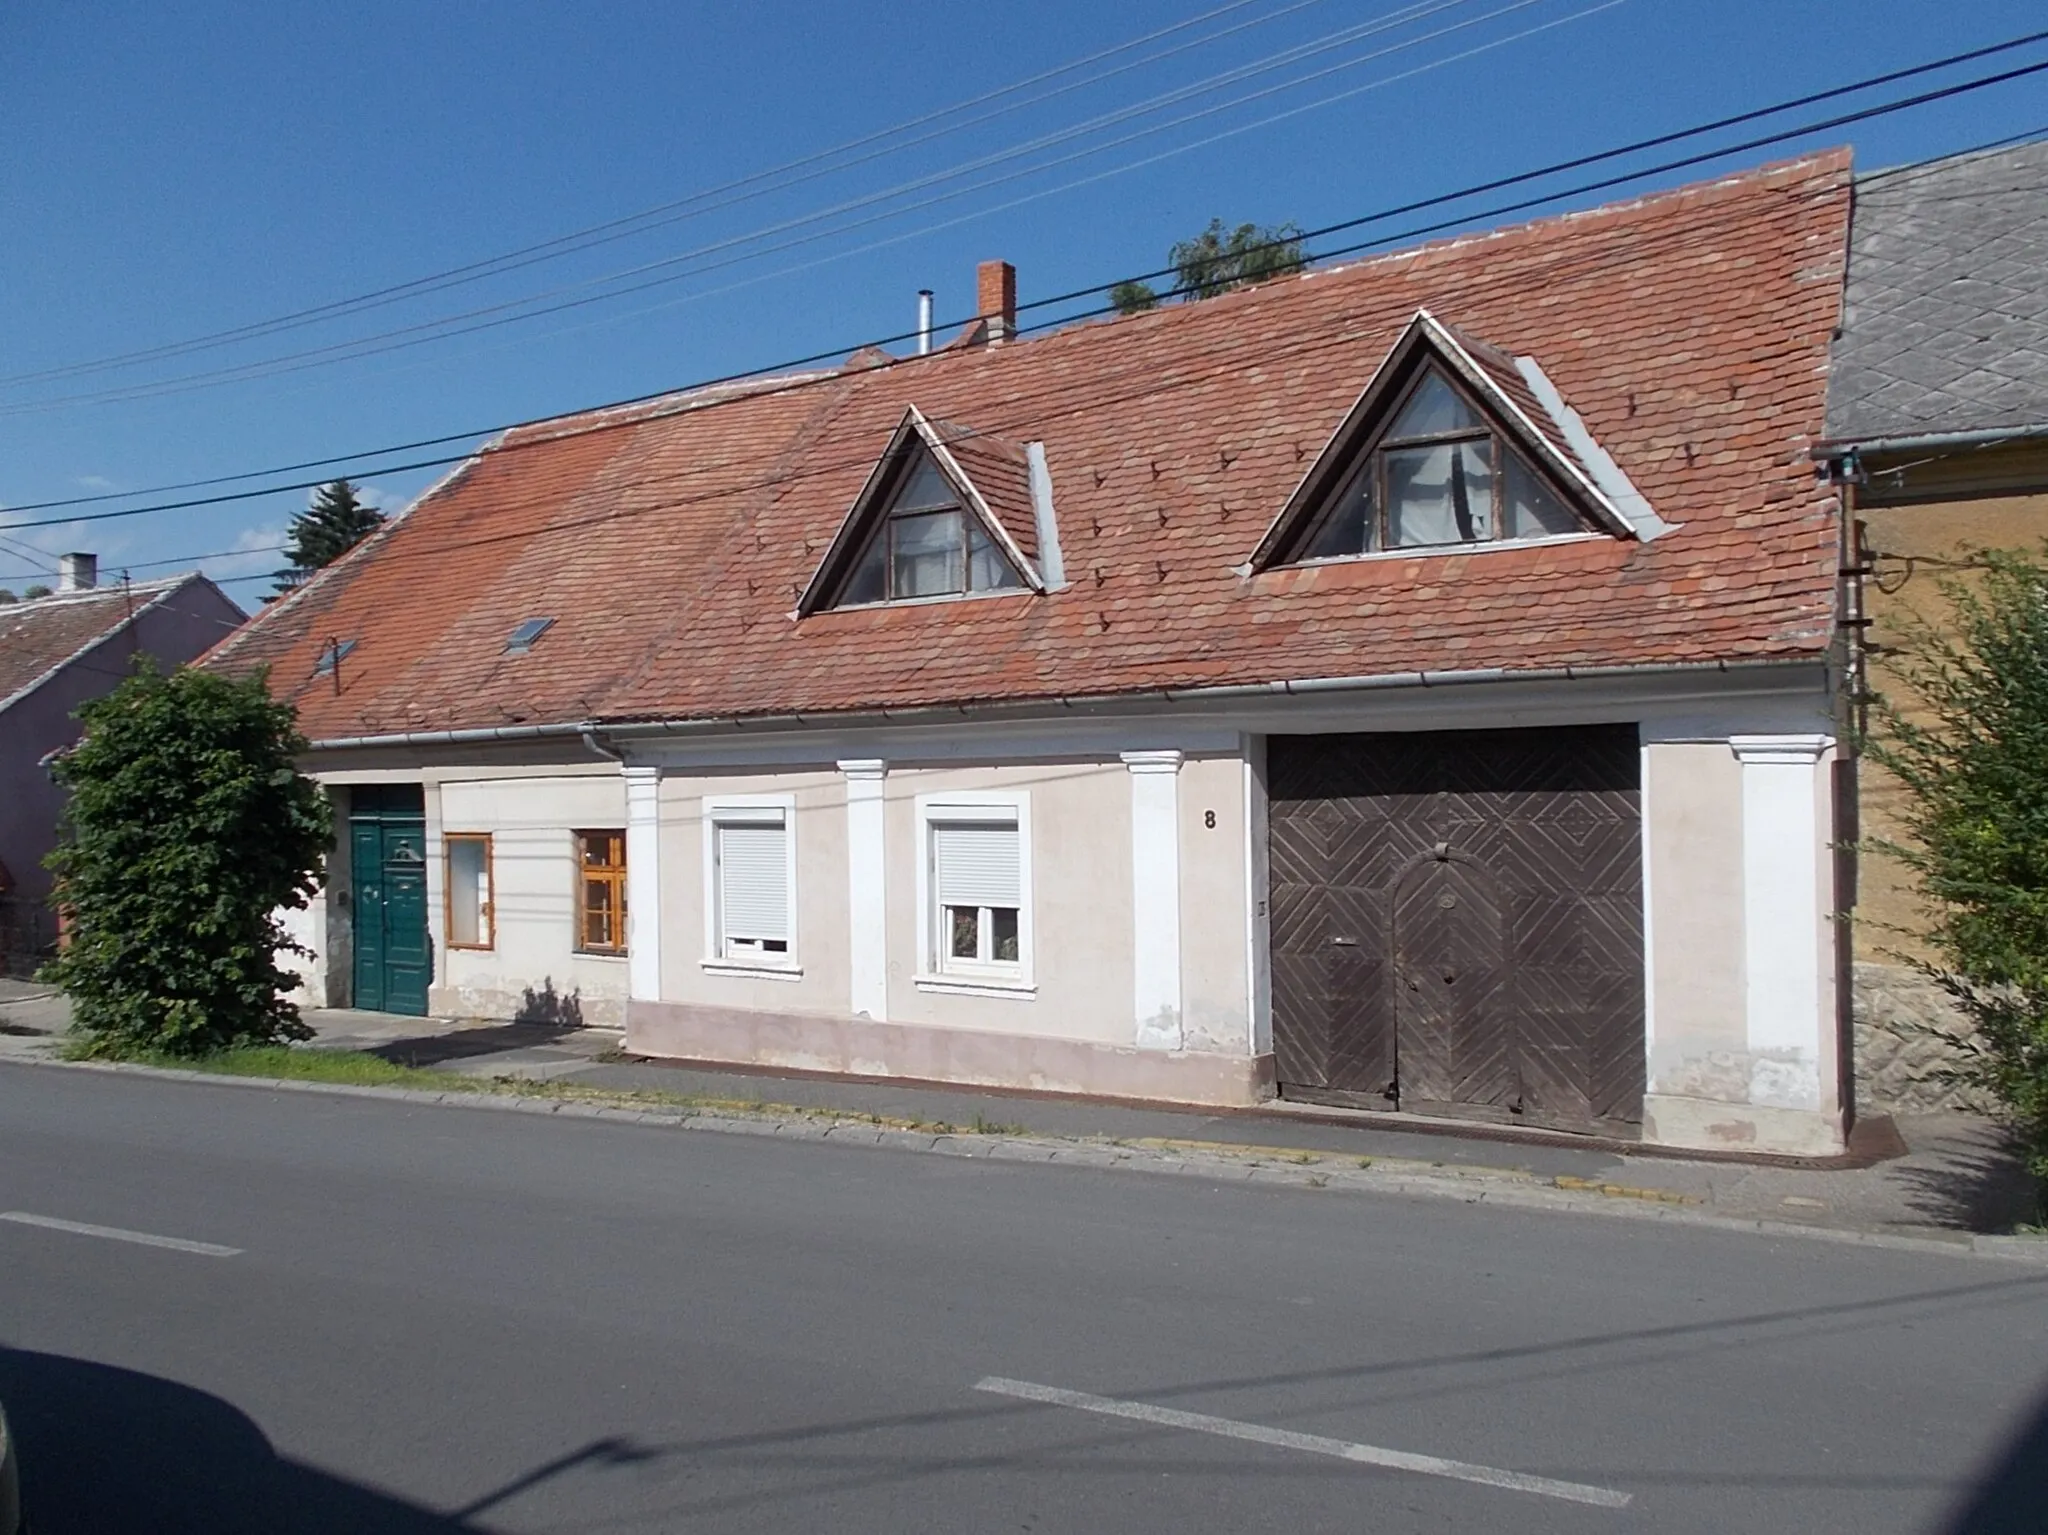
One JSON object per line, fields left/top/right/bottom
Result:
{"left": 445, "top": 833, "right": 493, "bottom": 949}
{"left": 931, "top": 819, "right": 1022, "bottom": 973}
{"left": 711, "top": 806, "right": 792, "bottom": 961}
{"left": 505, "top": 618, "right": 554, "bottom": 654}
{"left": 575, "top": 830, "right": 627, "bottom": 954}
{"left": 1292, "top": 367, "right": 1585, "bottom": 560}
{"left": 834, "top": 445, "right": 1025, "bottom": 606}
{"left": 312, "top": 638, "right": 356, "bottom": 677}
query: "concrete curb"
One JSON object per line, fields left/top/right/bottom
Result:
{"left": 14, "top": 1054, "right": 2046, "bottom": 1266}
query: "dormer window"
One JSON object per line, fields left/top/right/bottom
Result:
{"left": 1295, "top": 368, "right": 1583, "bottom": 560}
{"left": 830, "top": 444, "right": 1026, "bottom": 606}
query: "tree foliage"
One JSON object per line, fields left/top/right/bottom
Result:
{"left": 43, "top": 664, "right": 330, "bottom": 1057}
{"left": 275, "top": 479, "right": 384, "bottom": 594}
{"left": 1863, "top": 548, "right": 2048, "bottom": 1183}
{"left": 22, "top": 584, "right": 52, "bottom": 600}
{"left": 1110, "top": 218, "right": 1308, "bottom": 314}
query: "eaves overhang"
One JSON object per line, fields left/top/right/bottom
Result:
{"left": 302, "top": 655, "right": 1827, "bottom": 754}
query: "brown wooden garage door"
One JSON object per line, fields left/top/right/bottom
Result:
{"left": 1267, "top": 726, "right": 1644, "bottom": 1136}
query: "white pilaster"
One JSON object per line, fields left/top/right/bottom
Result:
{"left": 1123, "top": 750, "right": 1184, "bottom": 1051}
{"left": 1730, "top": 735, "right": 1831, "bottom": 1109}
{"left": 623, "top": 765, "right": 663, "bottom": 1003}
{"left": 839, "top": 760, "right": 889, "bottom": 1020}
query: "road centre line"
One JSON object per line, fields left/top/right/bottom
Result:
{"left": 0, "top": 1210, "right": 241, "bottom": 1257}
{"left": 973, "top": 1375, "right": 1630, "bottom": 1509}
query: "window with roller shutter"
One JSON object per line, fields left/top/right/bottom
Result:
{"left": 931, "top": 817, "right": 1022, "bottom": 973}
{"left": 705, "top": 800, "right": 798, "bottom": 968}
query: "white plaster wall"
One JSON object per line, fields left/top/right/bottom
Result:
{"left": 434, "top": 774, "right": 631, "bottom": 1024}
{"left": 1643, "top": 742, "right": 1748, "bottom": 1098}
{"left": 1640, "top": 735, "right": 1845, "bottom": 1154}
{"left": 655, "top": 769, "right": 851, "bottom": 1017}
{"left": 882, "top": 761, "right": 1136, "bottom": 1044}
{"left": 1178, "top": 753, "right": 1251, "bottom": 1053}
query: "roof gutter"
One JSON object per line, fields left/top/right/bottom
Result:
{"left": 1810, "top": 422, "right": 2048, "bottom": 459}
{"left": 302, "top": 656, "right": 1823, "bottom": 753}
{"left": 307, "top": 720, "right": 601, "bottom": 752}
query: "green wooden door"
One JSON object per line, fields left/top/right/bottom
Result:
{"left": 349, "top": 787, "right": 429, "bottom": 1017}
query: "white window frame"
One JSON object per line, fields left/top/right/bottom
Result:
{"left": 700, "top": 794, "right": 802, "bottom": 979}
{"left": 914, "top": 790, "right": 1034, "bottom": 999}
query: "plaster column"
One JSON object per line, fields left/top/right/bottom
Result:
{"left": 623, "top": 765, "right": 663, "bottom": 1004}
{"left": 1123, "top": 750, "right": 1184, "bottom": 1051}
{"left": 1731, "top": 735, "right": 1832, "bottom": 1110}
{"left": 839, "top": 759, "right": 888, "bottom": 1021}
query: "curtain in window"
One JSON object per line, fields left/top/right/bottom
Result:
{"left": 1386, "top": 441, "right": 1495, "bottom": 547}
{"left": 892, "top": 510, "right": 963, "bottom": 596}
{"left": 447, "top": 837, "right": 488, "bottom": 946}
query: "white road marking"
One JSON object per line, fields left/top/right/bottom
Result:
{"left": 0, "top": 1210, "right": 241, "bottom": 1257}
{"left": 974, "top": 1376, "right": 1630, "bottom": 1509}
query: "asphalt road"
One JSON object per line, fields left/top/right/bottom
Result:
{"left": 1, "top": 1064, "right": 2044, "bottom": 1534}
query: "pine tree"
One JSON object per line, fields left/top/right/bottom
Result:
{"left": 275, "top": 479, "right": 384, "bottom": 593}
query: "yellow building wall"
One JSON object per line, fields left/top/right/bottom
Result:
{"left": 1852, "top": 454, "right": 2048, "bottom": 1110}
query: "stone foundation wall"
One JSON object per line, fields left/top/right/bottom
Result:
{"left": 1852, "top": 961, "right": 1993, "bottom": 1114}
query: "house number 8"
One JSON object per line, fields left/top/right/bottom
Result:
{"left": 1204, "top": 810, "right": 1216, "bottom": 828}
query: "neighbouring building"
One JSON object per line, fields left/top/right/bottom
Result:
{"left": 0, "top": 557, "right": 245, "bottom": 971}
{"left": 1816, "top": 137, "right": 2048, "bottom": 1114}
{"left": 208, "top": 151, "right": 1860, "bottom": 1156}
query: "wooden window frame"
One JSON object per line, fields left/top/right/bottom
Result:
{"left": 574, "top": 829, "right": 629, "bottom": 956}
{"left": 443, "top": 832, "right": 495, "bottom": 951}
{"left": 831, "top": 452, "right": 1023, "bottom": 608}
{"left": 1292, "top": 368, "right": 1584, "bottom": 561}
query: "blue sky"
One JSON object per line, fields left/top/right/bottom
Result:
{"left": 2, "top": 0, "right": 2044, "bottom": 602}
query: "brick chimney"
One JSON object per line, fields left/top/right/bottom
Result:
{"left": 57, "top": 552, "right": 97, "bottom": 592}
{"left": 977, "top": 260, "right": 1016, "bottom": 343}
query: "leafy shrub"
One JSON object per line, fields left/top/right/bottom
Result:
{"left": 1865, "top": 549, "right": 2048, "bottom": 1183}
{"left": 43, "top": 665, "right": 329, "bottom": 1056}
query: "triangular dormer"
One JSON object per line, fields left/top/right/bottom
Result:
{"left": 1251, "top": 310, "right": 1671, "bottom": 569}
{"left": 799, "top": 407, "right": 1044, "bottom": 614}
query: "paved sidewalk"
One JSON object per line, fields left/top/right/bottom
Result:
{"left": 4, "top": 984, "right": 2040, "bottom": 1242}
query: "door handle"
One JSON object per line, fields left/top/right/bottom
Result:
{"left": 1328, "top": 936, "right": 1358, "bottom": 947}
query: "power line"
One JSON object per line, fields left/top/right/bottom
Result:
{"left": 10, "top": 118, "right": 2027, "bottom": 626}
{"left": 0, "top": 0, "right": 1321, "bottom": 391}
{"left": 7, "top": 116, "right": 2033, "bottom": 646}
{"left": 5, "top": 39, "right": 2046, "bottom": 540}
{"left": 7, "top": 25, "right": 2044, "bottom": 522}
{"left": 190, "top": 134, "right": 2036, "bottom": 601}
{"left": 6, "top": 0, "right": 1512, "bottom": 413}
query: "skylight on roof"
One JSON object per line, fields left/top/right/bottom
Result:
{"left": 312, "top": 639, "right": 356, "bottom": 677}
{"left": 505, "top": 617, "right": 555, "bottom": 654}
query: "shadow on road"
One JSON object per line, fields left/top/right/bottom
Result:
{"left": 1888, "top": 1118, "right": 2042, "bottom": 1233}
{"left": 0, "top": 1346, "right": 476, "bottom": 1533}
{"left": 1939, "top": 1376, "right": 2048, "bottom": 1533}
{"left": 367, "top": 1019, "right": 579, "bottom": 1069}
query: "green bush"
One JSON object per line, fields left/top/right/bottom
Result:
{"left": 43, "top": 665, "right": 329, "bottom": 1057}
{"left": 1865, "top": 549, "right": 2048, "bottom": 1184}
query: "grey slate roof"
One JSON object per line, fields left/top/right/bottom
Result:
{"left": 1824, "top": 138, "right": 2048, "bottom": 445}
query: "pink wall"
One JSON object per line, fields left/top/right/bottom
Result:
{"left": 0, "top": 579, "right": 245, "bottom": 918}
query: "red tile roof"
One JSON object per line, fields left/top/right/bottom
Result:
{"left": 209, "top": 152, "right": 1853, "bottom": 742}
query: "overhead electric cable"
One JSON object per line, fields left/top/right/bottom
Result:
{"left": 7, "top": 0, "right": 1506, "bottom": 412}
{"left": 0, "top": 0, "right": 1325, "bottom": 390}
{"left": 0, "top": 121, "right": 2015, "bottom": 593}
{"left": 8, "top": 24, "right": 2044, "bottom": 518}
{"left": 4, "top": 40, "right": 2045, "bottom": 535}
